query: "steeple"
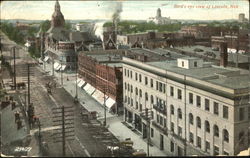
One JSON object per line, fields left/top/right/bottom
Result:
{"left": 51, "top": 0, "right": 65, "bottom": 28}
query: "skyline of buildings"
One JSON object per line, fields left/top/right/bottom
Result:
{"left": 1, "top": 1, "right": 249, "bottom": 21}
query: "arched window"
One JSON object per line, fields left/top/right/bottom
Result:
{"left": 135, "top": 88, "right": 138, "bottom": 95}
{"left": 189, "top": 113, "right": 193, "bottom": 125}
{"left": 171, "top": 105, "right": 174, "bottom": 115}
{"left": 151, "top": 95, "right": 154, "bottom": 104}
{"left": 196, "top": 117, "right": 201, "bottom": 128}
{"left": 145, "top": 92, "right": 148, "bottom": 101}
{"left": 139, "top": 89, "right": 142, "bottom": 97}
{"left": 205, "top": 120, "right": 210, "bottom": 133}
{"left": 214, "top": 125, "right": 219, "bottom": 137}
{"left": 178, "top": 108, "right": 182, "bottom": 119}
{"left": 223, "top": 129, "right": 229, "bottom": 143}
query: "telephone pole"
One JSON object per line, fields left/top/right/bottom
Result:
{"left": 12, "top": 47, "right": 16, "bottom": 90}
{"left": 52, "top": 106, "right": 75, "bottom": 157}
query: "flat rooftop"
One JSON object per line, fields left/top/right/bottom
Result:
{"left": 176, "top": 45, "right": 250, "bottom": 63}
{"left": 147, "top": 60, "right": 250, "bottom": 89}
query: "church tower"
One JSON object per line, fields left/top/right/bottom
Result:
{"left": 156, "top": 8, "right": 162, "bottom": 18}
{"left": 51, "top": 0, "right": 65, "bottom": 28}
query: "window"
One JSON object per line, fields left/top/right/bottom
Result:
{"left": 127, "top": 70, "right": 129, "bottom": 77}
{"left": 214, "top": 146, "right": 219, "bottom": 155}
{"left": 136, "top": 102, "right": 138, "bottom": 109}
{"left": 139, "top": 104, "right": 142, "bottom": 111}
{"left": 124, "top": 96, "right": 127, "bottom": 103}
{"left": 205, "top": 99, "right": 210, "bottom": 111}
{"left": 196, "top": 117, "right": 201, "bottom": 128}
{"left": 151, "top": 128, "right": 154, "bottom": 137}
{"left": 124, "top": 69, "right": 126, "bottom": 76}
{"left": 205, "top": 120, "right": 210, "bottom": 133}
{"left": 178, "top": 126, "right": 182, "bottom": 137}
{"left": 131, "top": 85, "right": 133, "bottom": 93}
{"left": 159, "top": 116, "right": 163, "bottom": 125}
{"left": 223, "top": 129, "right": 229, "bottom": 143}
{"left": 178, "top": 108, "right": 182, "bottom": 119}
{"left": 171, "top": 122, "right": 174, "bottom": 132}
{"left": 170, "top": 86, "right": 174, "bottom": 96}
{"left": 128, "top": 84, "right": 130, "bottom": 91}
{"left": 139, "top": 89, "right": 142, "bottom": 97}
{"left": 130, "top": 71, "right": 132, "bottom": 79}
{"left": 171, "top": 105, "right": 174, "bottom": 115}
{"left": 182, "top": 61, "right": 184, "bottom": 67}
{"left": 171, "top": 141, "right": 174, "bottom": 152}
{"left": 223, "top": 105, "right": 228, "bottom": 119}
{"left": 189, "top": 93, "right": 193, "bottom": 104}
{"left": 139, "top": 74, "right": 141, "bottom": 82}
{"left": 196, "top": 96, "right": 201, "bottom": 107}
{"left": 135, "top": 88, "right": 138, "bottom": 95}
{"left": 145, "top": 92, "right": 148, "bottom": 101}
{"left": 124, "top": 82, "right": 127, "bottom": 90}
{"left": 178, "top": 89, "right": 182, "bottom": 100}
{"left": 205, "top": 141, "right": 210, "bottom": 152}
{"left": 239, "top": 131, "right": 244, "bottom": 145}
{"left": 131, "top": 98, "right": 133, "bottom": 106}
{"left": 156, "top": 81, "right": 159, "bottom": 90}
{"left": 163, "top": 118, "right": 166, "bottom": 127}
{"left": 150, "top": 79, "right": 153, "bottom": 88}
{"left": 163, "top": 84, "right": 166, "bottom": 93}
{"left": 128, "top": 97, "right": 130, "bottom": 104}
{"left": 145, "top": 77, "right": 148, "bottom": 85}
{"left": 189, "top": 132, "right": 194, "bottom": 143}
{"left": 214, "top": 102, "right": 219, "bottom": 115}
{"left": 159, "top": 82, "right": 163, "bottom": 92}
{"left": 239, "top": 107, "right": 244, "bottom": 121}
{"left": 151, "top": 95, "right": 154, "bottom": 104}
{"left": 189, "top": 113, "right": 193, "bottom": 125}
{"left": 194, "top": 61, "right": 197, "bottom": 67}
{"left": 157, "top": 114, "right": 159, "bottom": 123}
{"left": 135, "top": 73, "right": 138, "bottom": 81}
{"left": 197, "top": 136, "right": 201, "bottom": 148}
{"left": 214, "top": 125, "right": 219, "bottom": 137}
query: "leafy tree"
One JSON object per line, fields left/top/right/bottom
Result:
{"left": 40, "top": 20, "right": 50, "bottom": 32}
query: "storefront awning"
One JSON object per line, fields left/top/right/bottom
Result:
{"left": 60, "top": 65, "right": 67, "bottom": 71}
{"left": 77, "top": 79, "right": 85, "bottom": 88}
{"left": 92, "top": 89, "right": 108, "bottom": 105}
{"left": 105, "top": 97, "right": 116, "bottom": 110}
{"left": 44, "top": 56, "right": 49, "bottom": 62}
{"left": 54, "top": 62, "right": 60, "bottom": 69}
{"left": 86, "top": 84, "right": 95, "bottom": 95}
{"left": 55, "top": 64, "right": 62, "bottom": 71}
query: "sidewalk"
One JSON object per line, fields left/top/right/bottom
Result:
{"left": 38, "top": 62, "right": 168, "bottom": 156}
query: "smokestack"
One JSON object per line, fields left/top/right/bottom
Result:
{"left": 219, "top": 41, "right": 228, "bottom": 67}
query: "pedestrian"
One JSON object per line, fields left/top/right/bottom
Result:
{"left": 15, "top": 111, "right": 20, "bottom": 123}
{"left": 67, "top": 77, "right": 69, "bottom": 81}
{"left": 17, "top": 119, "right": 22, "bottom": 130}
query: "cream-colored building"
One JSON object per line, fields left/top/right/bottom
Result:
{"left": 123, "top": 56, "right": 250, "bottom": 156}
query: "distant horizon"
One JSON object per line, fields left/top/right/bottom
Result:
{"left": 1, "top": 1, "right": 249, "bottom": 21}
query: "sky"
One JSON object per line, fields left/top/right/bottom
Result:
{"left": 0, "top": 0, "right": 249, "bottom": 21}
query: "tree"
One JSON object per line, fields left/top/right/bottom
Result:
{"left": 40, "top": 20, "right": 50, "bottom": 32}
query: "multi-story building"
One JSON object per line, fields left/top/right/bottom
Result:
{"left": 123, "top": 53, "right": 250, "bottom": 156}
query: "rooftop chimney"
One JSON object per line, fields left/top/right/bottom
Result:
{"left": 219, "top": 42, "right": 228, "bottom": 67}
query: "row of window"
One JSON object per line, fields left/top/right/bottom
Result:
{"left": 124, "top": 70, "right": 166, "bottom": 94}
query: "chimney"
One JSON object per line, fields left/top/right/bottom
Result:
{"left": 219, "top": 42, "right": 228, "bottom": 67}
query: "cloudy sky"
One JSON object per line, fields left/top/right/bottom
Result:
{"left": 0, "top": 0, "right": 249, "bottom": 21}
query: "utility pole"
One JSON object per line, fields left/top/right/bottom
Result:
{"left": 13, "top": 47, "right": 16, "bottom": 90}
{"left": 52, "top": 106, "right": 74, "bottom": 157}
{"left": 145, "top": 108, "right": 150, "bottom": 157}
{"left": 52, "top": 59, "right": 54, "bottom": 76}
{"left": 27, "top": 63, "right": 30, "bottom": 105}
